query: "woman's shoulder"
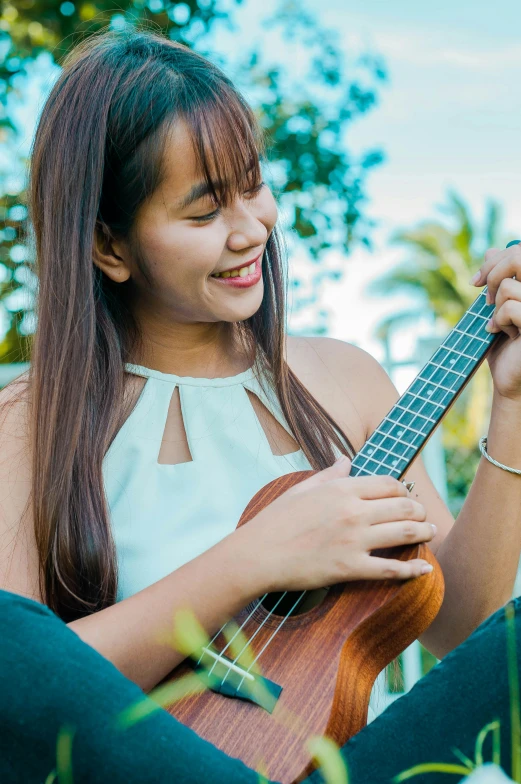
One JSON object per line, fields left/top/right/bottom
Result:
{"left": 0, "top": 371, "right": 31, "bottom": 434}
{"left": 0, "top": 372, "right": 39, "bottom": 602}
{"left": 285, "top": 335, "right": 400, "bottom": 450}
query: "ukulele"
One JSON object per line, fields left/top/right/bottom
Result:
{"left": 167, "top": 274, "right": 507, "bottom": 783}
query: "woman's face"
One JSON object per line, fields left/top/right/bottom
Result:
{"left": 112, "top": 119, "right": 278, "bottom": 328}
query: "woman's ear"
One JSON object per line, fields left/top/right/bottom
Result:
{"left": 92, "top": 222, "right": 132, "bottom": 283}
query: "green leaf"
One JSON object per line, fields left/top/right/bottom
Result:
{"left": 116, "top": 672, "right": 206, "bottom": 730}
{"left": 393, "top": 762, "right": 472, "bottom": 782}
{"left": 306, "top": 735, "right": 349, "bottom": 784}
{"left": 505, "top": 601, "right": 521, "bottom": 782}
{"left": 56, "top": 724, "right": 75, "bottom": 784}
{"left": 474, "top": 720, "right": 501, "bottom": 768}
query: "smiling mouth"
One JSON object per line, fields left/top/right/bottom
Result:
{"left": 211, "top": 260, "right": 257, "bottom": 279}
{"left": 209, "top": 255, "right": 262, "bottom": 288}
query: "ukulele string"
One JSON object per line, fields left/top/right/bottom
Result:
{"left": 203, "top": 591, "right": 291, "bottom": 680}
{"left": 217, "top": 590, "right": 307, "bottom": 686}
{"left": 234, "top": 590, "right": 309, "bottom": 693}
{"left": 353, "top": 290, "right": 494, "bottom": 478}
{"left": 197, "top": 593, "right": 269, "bottom": 669}
{"left": 198, "top": 292, "right": 496, "bottom": 684}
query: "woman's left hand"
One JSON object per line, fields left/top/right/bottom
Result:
{"left": 471, "top": 243, "right": 521, "bottom": 402}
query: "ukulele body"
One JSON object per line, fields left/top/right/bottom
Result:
{"left": 168, "top": 471, "right": 445, "bottom": 783}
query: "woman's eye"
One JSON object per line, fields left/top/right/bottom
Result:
{"left": 246, "top": 181, "right": 265, "bottom": 196}
{"left": 192, "top": 208, "right": 221, "bottom": 223}
{"left": 191, "top": 182, "right": 265, "bottom": 223}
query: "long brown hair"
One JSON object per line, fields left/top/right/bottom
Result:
{"left": 20, "top": 27, "right": 355, "bottom": 622}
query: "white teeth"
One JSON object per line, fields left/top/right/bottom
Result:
{"left": 213, "top": 260, "right": 257, "bottom": 278}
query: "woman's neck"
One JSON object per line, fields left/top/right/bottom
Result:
{"left": 131, "top": 321, "right": 254, "bottom": 378}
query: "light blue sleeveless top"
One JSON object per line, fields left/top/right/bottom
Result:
{"left": 102, "top": 360, "right": 337, "bottom": 602}
{"left": 102, "top": 360, "right": 386, "bottom": 720}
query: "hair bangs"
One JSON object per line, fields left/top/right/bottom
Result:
{"left": 179, "top": 82, "right": 266, "bottom": 209}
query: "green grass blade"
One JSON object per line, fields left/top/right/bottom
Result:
{"left": 221, "top": 620, "right": 262, "bottom": 675}
{"left": 450, "top": 746, "right": 475, "bottom": 770}
{"left": 393, "top": 763, "right": 472, "bottom": 782}
{"left": 474, "top": 720, "right": 501, "bottom": 768}
{"left": 307, "top": 736, "right": 349, "bottom": 784}
{"left": 506, "top": 601, "right": 521, "bottom": 782}
{"left": 171, "top": 608, "right": 211, "bottom": 658}
{"left": 56, "top": 724, "right": 75, "bottom": 784}
{"left": 116, "top": 672, "right": 206, "bottom": 730}
{"left": 492, "top": 721, "right": 502, "bottom": 767}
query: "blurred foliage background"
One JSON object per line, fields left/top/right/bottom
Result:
{"left": 0, "top": 0, "right": 388, "bottom": 360}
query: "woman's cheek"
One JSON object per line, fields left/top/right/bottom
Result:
{"left": 260, "top": 189, "right": 279, "bottom": 231}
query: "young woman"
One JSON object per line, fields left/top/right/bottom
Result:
{"left": 2, "top": 26, "right": 521, "bottom": 770}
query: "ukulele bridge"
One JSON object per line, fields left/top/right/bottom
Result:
{"left": 194, "top": 647, "right": 282, "bottom": 713}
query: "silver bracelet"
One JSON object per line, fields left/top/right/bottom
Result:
{"left": 479, "top": 436, "right": 521, "bottom": 476}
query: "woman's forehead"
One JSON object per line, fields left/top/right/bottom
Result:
{"left": 158, "top": 116, "right": 261, "bottom": 209}
{"left": 160, "top": 121, "right": 202, "bottom": 192}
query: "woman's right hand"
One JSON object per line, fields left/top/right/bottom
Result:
{"left": 237, "top": 456, "right": 436, "bottom": 595}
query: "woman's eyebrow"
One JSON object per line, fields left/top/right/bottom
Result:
{"left": 177, "top": 181, "right": 216, "bottom": 210}
{"left": 176, "top": 164, "right": 259, "bottom": 210}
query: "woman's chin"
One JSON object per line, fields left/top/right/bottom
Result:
{"left": 214, "top": 286, "right": 264, "bottom": 323}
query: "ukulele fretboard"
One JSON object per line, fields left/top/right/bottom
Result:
{"left": 350, "top": 290, "right": 496, "bottom": 480}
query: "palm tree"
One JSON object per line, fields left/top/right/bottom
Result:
{"left": 371, "top": 190, "right": 511, "bottom": 511}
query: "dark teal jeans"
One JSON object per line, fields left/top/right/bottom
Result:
{"left": 1, "top": 588, "right": 519, "bottom": 783}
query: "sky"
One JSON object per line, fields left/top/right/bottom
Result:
{"left": 3, "top": 0, "right": 521, "bottom": 387}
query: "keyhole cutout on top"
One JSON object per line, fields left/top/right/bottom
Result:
{"left": 245, "top": 388, "right": 300, "bottom": 457}
{"left": 157, "top": 386, "right": 193, "bottom": 466}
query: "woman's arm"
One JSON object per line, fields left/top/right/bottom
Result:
{"left": 0, "top": 383, "right": 262, "bottom": 693}
{"left": 425, "top": 391, "right": 521, "bottom": 655}
{"left": 69, "top": 531, "right": 262, "bottom": 692}
{"left": 290, "top": 332, "right": 521, "bottom": 659}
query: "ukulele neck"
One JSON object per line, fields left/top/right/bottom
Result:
{"left": 350, "top": 290, "right": 497, "bottom": 480}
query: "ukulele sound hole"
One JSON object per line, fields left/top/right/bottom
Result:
{"left": 260, "top": 587, "right": 329, "bottom": 617}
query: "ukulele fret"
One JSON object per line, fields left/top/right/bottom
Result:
{"left": 415, "top": 377, "right": 456, "bottom": 395}
{"left": 424, "top": 361, "right": 467, "bottom": 379}
{"left": 394, "top": 404, "right": 437, "bottom": 424}
{"left": 451, "top": 328, "right": 489, "bottom": 344}
{"left": 404, "top": 392, "right": 445, "bottom": 409}
{"left": 437, "top": 346, "right": 480, "bottom": 362}
{"left": 361, "top": 444, "right": 413, "bottom": 468}
{"left": 462, "top": 311, "right": 490, "bottom": 321}
{"left": 370, "top": 429, "right": 422, "bottom": 453}
{"left": 379, "top": 417, "right": 428, "bottom": 440}
{"left": 351, "top": 292, "right": 496, "bottom": 479}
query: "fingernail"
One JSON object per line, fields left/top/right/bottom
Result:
{"left": 334, "top": 455, "right": 348, "bottom": 465}
{"left": 486, "top": 291, "right": 493, "bottom": 305}
{"left": 421, "top": 563, "right": 433, "bottom": 574}
{"left": 430, "top": 524, "right": 437, "bottom": 534}
{"left": 470, "top": 272, "right": 481, "bottom": 285}
{"left": 485, "top": 318, "right": 495, "bottom": 332}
